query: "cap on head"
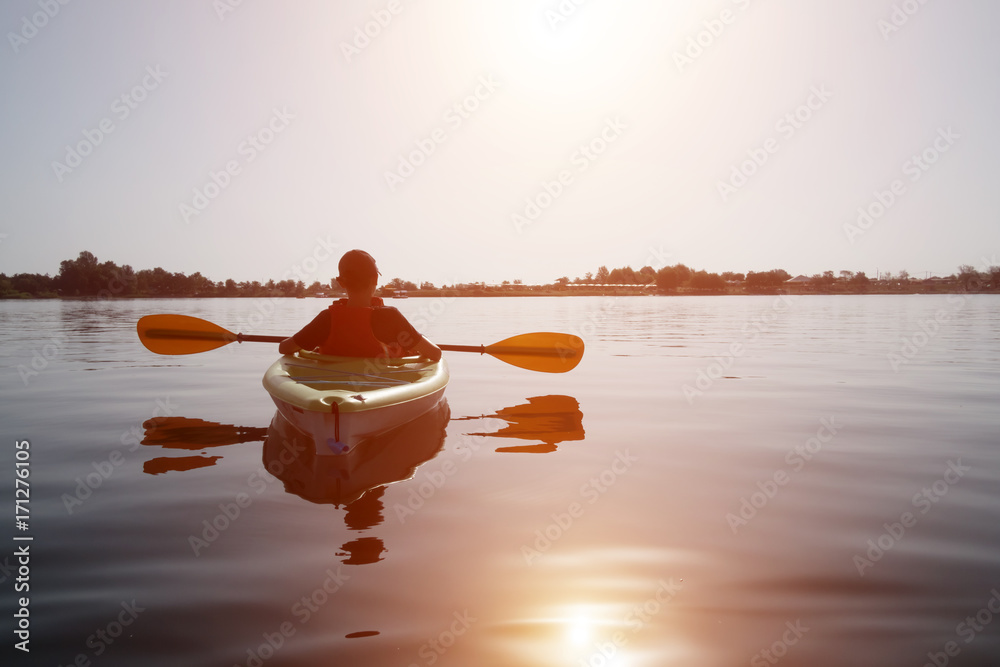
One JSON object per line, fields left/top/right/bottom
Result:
{"left": 338, "top": 249, "right": 380, "bottom": 287}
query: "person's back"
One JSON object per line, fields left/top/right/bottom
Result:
{"left": 278, "top": 250, "right": 441, "bottom": 361}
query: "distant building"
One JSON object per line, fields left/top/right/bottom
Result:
{"left": 567, "top": 283, "right": 655, "bottom": 289}
{"left": 783, "top": 275, "right": 812, "bottom": 293}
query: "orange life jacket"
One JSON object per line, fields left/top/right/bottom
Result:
{"left": 318, "top": 298, "right": 405, "bottom": 357}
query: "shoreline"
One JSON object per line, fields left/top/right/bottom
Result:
{"left": 5, "top": 286, "right": 999, "bottom": 300}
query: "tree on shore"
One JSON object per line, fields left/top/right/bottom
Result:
{"left": 690, "top": 270, "right": 726, "bottom": 291}
{"left": 55, "top": 251, "right": 136, "bottom": 296}
{"left": 386, "top": 278, "right": 418, "bottom": 292}
{"left": 745, "top": 269, "right": 791, "bottom": 291}
{"left": 655, "top": 266, "right": 682, "bottom": 291}
{"left": 957, "top": 265, "right": 984, "bottom": 292}
{"left": 1, "top": 272, "right": 57, "bottom": 297}
{"left": 809, "top": 271, "right": 836, "bottom": 289}
{"left": 607, "top": 267, "right": 637, "bottom": 284}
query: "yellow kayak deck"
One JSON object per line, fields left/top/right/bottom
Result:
{"left": 263, "top": 350, "right": 449, "bottom": 415}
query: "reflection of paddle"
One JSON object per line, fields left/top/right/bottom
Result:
{"left": 144, "top": 456, "right": 221, "bottom": 475}
{"left": 464, "top": 395, "right": 585, "bottom": 453}
{"left": 139, "top": 417, "right": 268, "bottom": 475}
{"left": 137, "top": 314, "right": 584, "bottom": 373}
{"left": 142, "top": 417, "right": 267, "bottom": 449}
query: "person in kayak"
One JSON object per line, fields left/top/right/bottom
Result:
{"left": 278, "top": 249, "right": 442, "bottom": 361}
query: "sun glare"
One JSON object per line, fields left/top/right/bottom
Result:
{"left": 528, "top": 12, "right": 602, "bottom": 61}
{"left": 482, "top": 4, "right": 634, "bottom": 100}
{"left": 556, "top": 603, "right": 634, "bottom": 666}
{"left": 567, "top": 608, "right": 593, "bottom": 646}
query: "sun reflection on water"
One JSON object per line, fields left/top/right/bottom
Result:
{"left": 494, "top": 601, "right": 640, "bottom": 667}
{"left": 566, "top": 607, "right": 593, "bottom": 647}
{"left": 561, "top": 604, "right": 634, "bottom": 667}
{"left": 484, "top": 548, "right": 693, "bottom": 667}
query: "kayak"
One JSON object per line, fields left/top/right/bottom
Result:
{"left": 262, "top": 350, "right": 449, "bottom": 455}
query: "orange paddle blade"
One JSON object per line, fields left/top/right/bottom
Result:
{"left": 483, "top": 332, "right": 584, "bottom": 373}
{"left": 137, "top": 314, "right": 238, "bottom": 355}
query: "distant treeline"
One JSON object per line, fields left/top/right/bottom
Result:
{"left": 0, "top": 251, "right": 327, "bottom": 299}
{"left": 3, "top": 251, "right": 998, "bottom": 299}
{"left": 553, "top": 263, "right": 1000, "bottom": 294}
{"left": 556, "top": 265, "right": 792, "bottom": 291}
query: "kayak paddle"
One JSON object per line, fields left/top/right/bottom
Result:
{"left": 437, "top": 334, "right": 583, "bottom": 374}
{"left": 137, "top": 314, "right": 584, "bottom": 373}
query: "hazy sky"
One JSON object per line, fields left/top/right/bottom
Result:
{"left": 2, "top": 0, "right": 998, "bottom": 286}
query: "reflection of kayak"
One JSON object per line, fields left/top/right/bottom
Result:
{"left": 265, "top": 401, "right": 450, "bottom": 565}
{"left": 264, "top": 400, "right": 450, "bottom": 506}
{"left": 262, "top": 350, "right": 449, "bottom": 455}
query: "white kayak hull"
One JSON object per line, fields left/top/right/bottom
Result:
{"left": 263, "top": 351, "right": 449, "bottom": 456}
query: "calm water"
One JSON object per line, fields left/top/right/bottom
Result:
{"left": 2, "top": 295, "right": 999, "bottom": 667}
